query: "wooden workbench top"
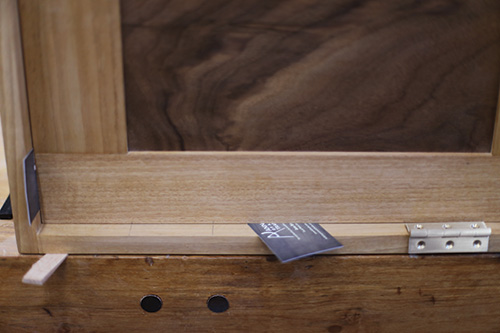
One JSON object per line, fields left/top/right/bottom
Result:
{"left": 1, "top": 236, "right": 500, "bottom": 332}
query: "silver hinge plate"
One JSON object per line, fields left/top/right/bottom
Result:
{"left": 406, "top": 222, "right": 490, "bottom": 254}
{"left": 23, "top": 149, "right": 40, "bottom": 225}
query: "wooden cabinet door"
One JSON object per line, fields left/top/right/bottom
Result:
{"left": 2, "top": 0, "right": 500, "bottom": 254}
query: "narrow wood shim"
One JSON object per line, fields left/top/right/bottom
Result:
{"left": 36, "top": 152, "right": 500, "bottom": 225}
{"left": 18, "top": 0, "right": 127, "bottom": 153}
{"left": 22, "top": 254, "right": 68, "bottom": 285}
{"left": 0, "top": 0, "right": 40, "bottom": 253}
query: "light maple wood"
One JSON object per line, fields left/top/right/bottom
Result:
{"left": 2, "top": 251, "right": 500, "bottom": 332}
{"left": 0, "top": 126, "right": 9, "bottom": 201}
{"left": 36, "top": 152, "right": 500, "bottom": 226}
{"left": 0, "top": 0, "right": 40, "bottom": 253}
{"left": 18, "top": 0, "right": 127, "bottom": 154}
{"left": 38, "top": 223, "right": 408, "bottom": 254}
{"left": 36, "top": 222, "right": 500, "bottom": 255}
{"left": 22, "top": 254, "right": 68, "bottom": 286}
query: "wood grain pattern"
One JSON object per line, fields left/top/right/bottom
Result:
{"left": 36, "top": 222, "right": 500, "bottom": 255}
{"left": 0, "top": 127, "right": 10, "bottom": 201}
{"left": 38, "top": 223, "right": 409, "bottom": 254}
{"left": 18, "top": 0, "right": 128, "bottom": 154}
{"left": 122, "top": 0, "right": 500, "bottom": 152}
{"left": 492, "top": 91, "right": 500, "bottom": 155}
{"left": 2, "top": 253, "right": 500, "bottom": 332}
{"left": 0, "top": 0, "right": 40, "bottom": 253}
{"left": 0, "top": 221, "right": 17, "bottom": 257}
{"left": 36, "top": 152, "right": 500, "bottom": 225}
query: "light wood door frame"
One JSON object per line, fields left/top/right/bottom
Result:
{"left": 1, "top": 0, "right": 500, "bottom": 254}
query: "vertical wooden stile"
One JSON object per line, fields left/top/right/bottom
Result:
{"left": 492, "top": 90, "right": 500, "bottom": 156}
{"left": 18, "top": 0, "right": 128, "bottom": 154}
{"left": 0, "top": 0, "right": 40, "bottom": 253}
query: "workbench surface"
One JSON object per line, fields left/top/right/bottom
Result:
{"left": 1, "top": 224, "right": 500, "bottom": 332}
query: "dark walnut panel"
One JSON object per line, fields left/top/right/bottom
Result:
{"left": 121, "top": 0, "right": 500, "bottom": 152}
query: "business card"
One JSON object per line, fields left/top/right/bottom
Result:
{"left": 248, "top": 223, "right": 343, "bottom": 263}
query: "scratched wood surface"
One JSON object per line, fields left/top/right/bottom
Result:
{"left": 122, "top": 0, "right": 500, "bottom": 152}
{"left": 1, "top": 251, "right": 500, "bottom": 332}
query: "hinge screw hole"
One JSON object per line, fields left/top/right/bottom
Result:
{"left": 415, "top": 224, "right": 423, "bottom": 230}
{"left": 471, "top": 223, "right": 480, "bottom": 229}
{"left": 445, "top": 241, "right": 454, "bottom": 249}
{"left": 473, "top": 240, "right": 482, "bottom": 248}
{"left": 416, "top": 241, "right": 426, "bottom": 250}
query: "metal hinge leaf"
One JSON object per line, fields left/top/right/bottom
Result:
{"left": 406, "top": 222, "right": 490, "bottom": 254}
